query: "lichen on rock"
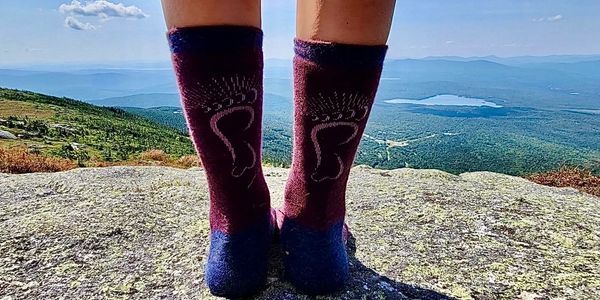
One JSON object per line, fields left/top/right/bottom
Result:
{"left": 0, "top": 166, "right": 598, "bottom": 299}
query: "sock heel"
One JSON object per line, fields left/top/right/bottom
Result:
{"left": 205, "top": 214, "right": 273, "bottom": 297}
{"left": 281, "top": 219, "right": 349, "bottom": 294}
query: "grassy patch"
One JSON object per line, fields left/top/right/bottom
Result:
{"left": 0, "top": 99, "right": 56, "bottom": 119}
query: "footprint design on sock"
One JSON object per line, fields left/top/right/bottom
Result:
{"left": 307, "top": 95, "right": 370, "bottom": 182}
{"left": 209, "top": 89, "right": 258, "bottom": 179}
{"left": 310, "top": 121, "right": 359, "bottom": 182}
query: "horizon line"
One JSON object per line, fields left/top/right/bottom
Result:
{"left": 2, "top": 53, "right": 600, "bottom": 69}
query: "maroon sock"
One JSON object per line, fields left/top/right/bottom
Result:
{"left": 168, "top": 26, "right": 271, "bottom": 297}
{"left": 281, "top": 39, "right": 387, "bottom": 294}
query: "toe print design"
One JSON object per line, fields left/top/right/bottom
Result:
{"left": 307, "top": 92, "right": 371, "bottom": 183}
{"left": 181, "top": 75, "right": 259, "bottom": 113}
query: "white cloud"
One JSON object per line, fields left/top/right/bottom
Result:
{"left": 59, "top": 0, "right": 148, "bottom": 19}
{"left": 65, "top": 16, "right": 96, "bottom": 30}
{"left": 548, "top": 14, "right": 563, "bottom": 21}
{"left": 533, "top": 14, "right": 563, "bottom": 22}
{"left": 59, "top": 1, "right": 148, "bottom": 30}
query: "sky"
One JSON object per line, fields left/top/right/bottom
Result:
{"left": 1, "top": 0, "right": 600, "bottom": 66}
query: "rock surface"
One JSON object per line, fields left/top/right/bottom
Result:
{"left": 0, "top": 166, "right": 598, "bottom": 299}
{"left": 0, "top": 130, "right": 17, "bottom": 140}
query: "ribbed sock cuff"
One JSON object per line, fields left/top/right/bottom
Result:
{"left": 168, "top": 25, "right": 263, "bottom": 54}
{"left": 294, "top": 38, "right": 387, "bottom": 68}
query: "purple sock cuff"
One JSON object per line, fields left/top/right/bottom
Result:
{"left": 294, "top": 39, "right": 387, "bottom": 68}
{"left": 168, "top": 25, "right": 263, "bottom": 54}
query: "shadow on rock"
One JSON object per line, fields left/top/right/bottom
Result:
{"left": 244, "top": 233, "right": 455, "bottom": 300}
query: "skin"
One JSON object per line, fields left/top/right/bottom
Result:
{"left": 296, "top": 0, "right": 396, "bottom": 45}
{"left": 161, "top": 0, "right": 396, "bottom": 45}
{"left": 161, "top": 0, "right": 261, "bottom": 29}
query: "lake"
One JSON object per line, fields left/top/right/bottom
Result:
{"left": 385, "top": 94, "right": 503, "bottom": 108}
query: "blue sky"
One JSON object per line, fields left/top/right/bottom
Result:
{"left": 1, "top": 0, "right": 600, "bottom": 65}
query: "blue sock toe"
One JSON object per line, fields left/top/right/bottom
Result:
{"left": 205, "top": 217, "right": 272, "bottom": 297}
{"left": 281, "top": 219, "right": 349, "bottom": 295}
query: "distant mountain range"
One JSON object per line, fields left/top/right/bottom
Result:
{"left": 1, "top": 55, "right": 599, "bottom": 110}
{"left": 419, "top": 54, "right": 600, "bottom": 65}
{"left": 93, "top": 93, "right": 181, "bottom": 108}
{"left": 0, "top": 68, "right": 177, "bottom": 100}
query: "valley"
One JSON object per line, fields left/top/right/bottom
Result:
{"left": 1, "top": 56, "right": 599, "bottom": 175}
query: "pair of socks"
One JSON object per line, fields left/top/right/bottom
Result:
{"left": 168, "top": 26, "right": 386, "bottom": 297}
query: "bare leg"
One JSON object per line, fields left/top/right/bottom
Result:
{"left": 297, "top": 0, "right": 395, "bottom": 45}
{"left": 161, "top": 0, "right": 261, "bottom": 29}
{"left": 161, "top": 1, "right": 272, "bottom": 298}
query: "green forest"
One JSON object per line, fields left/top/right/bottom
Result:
{"left": 124, "top": 101, "right": 600, "bottom": 176}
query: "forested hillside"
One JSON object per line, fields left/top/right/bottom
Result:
{"left": 0, "top": 88, "right": 194, "bottom": 167}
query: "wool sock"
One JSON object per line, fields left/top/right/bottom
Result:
{"left": 281, "top": 39, "right": 387, "bottom": 294}
{"left": 168, "top": 26, "right": 272, "bottom": 297}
